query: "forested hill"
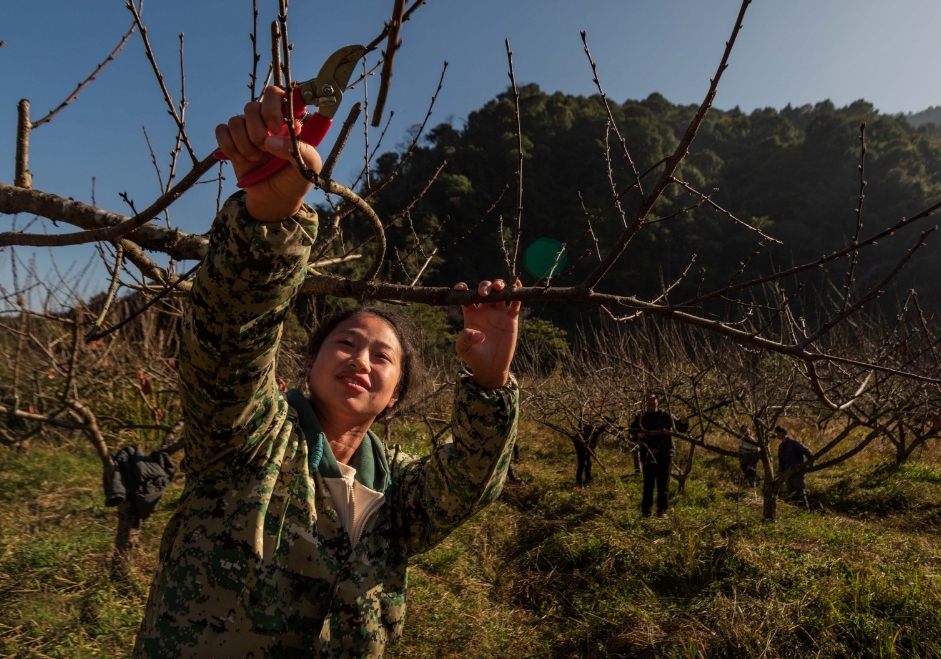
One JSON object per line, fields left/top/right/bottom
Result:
{"left": 361, "top": 86, "right": 941, "bottom": 330}
{"left": 906, "top": 106, "right": 941, "bottom": 128}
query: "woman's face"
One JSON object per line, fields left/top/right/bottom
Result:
{"left": 307, "top": 314, "right": 402, "bottom": 425}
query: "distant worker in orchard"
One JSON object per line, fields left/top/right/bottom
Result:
{"left": 573, "top": 418, "right": 607, "bottom": 488}
{"left": 738, "top": 424, "right": 761, "bottom": 485}
{"left": 132, "top": 85, "right": 522, "bottom": 659}
{"left": 630, "top": 393, "right": 688, "bottom": 518}
{"left": 775, "top": 425, "right": 813, "bottom": 505}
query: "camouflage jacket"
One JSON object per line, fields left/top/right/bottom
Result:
{"left": 134, "top": 193, "right": 519, "bottom": 658}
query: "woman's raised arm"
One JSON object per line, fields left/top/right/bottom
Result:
{"left": 391, "top": 278, "right": 522, "bottom": 555}
{"left": 179, "top": 87, "right": 321, "bottom": 475}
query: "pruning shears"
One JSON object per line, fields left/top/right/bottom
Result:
{"left": 213, "top": 44, "right": 367, "bottom": 189}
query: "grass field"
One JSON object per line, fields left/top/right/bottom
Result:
{"left": 2, "top": 421, "right": 940, "bottom": 658}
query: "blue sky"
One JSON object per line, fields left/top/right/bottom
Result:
{"left": 2, "top": 0, "right": 941, "bottom": 294}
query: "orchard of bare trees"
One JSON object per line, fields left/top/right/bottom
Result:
{"left": 2, "top": 1, "right": 941, "bottom": 654}
{"left": 3, "top": 0, "right": 940, "bottom": 541}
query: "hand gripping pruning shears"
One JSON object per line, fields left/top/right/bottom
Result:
{"left": 213, "top": 44, "right": 367, "bottom": 189}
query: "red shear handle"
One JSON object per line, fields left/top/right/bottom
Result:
{"left": 212, "top": 87, "right": 334, "bottom": 188}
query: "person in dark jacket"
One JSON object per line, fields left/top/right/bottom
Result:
{"left": 573, "top": 419, "right": 606, "bottom": 487}
{"left": 775, "top": 425, "right": 813, "bottom": 502}
{"left": 630, "top": 394, "right": 688, "bottom": 517}
{"left": 738, "top": 425, "right": 761, "bottom": 485}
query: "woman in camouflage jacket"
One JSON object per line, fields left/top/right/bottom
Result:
{"left": 134, "top": 86, "right": 521, "bottom": 659}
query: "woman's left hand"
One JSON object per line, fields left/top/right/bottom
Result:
{"left": 454, "top": 279, "right": 521, "bottom": 389}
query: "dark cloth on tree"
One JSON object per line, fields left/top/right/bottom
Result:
{"left": 631, "top": 411, "right": 687, "bottom": 515}
{"left": 740, "top": 454, "right": 760, "bottom": 484}
{"left": 573, "top": 420, "right": 606, "bottom": 487}
{"left": 104, "top": 446, "right": 177, "bottom": 520}
{"left": 739, "top": 433, "right": 761, "bottom": 484}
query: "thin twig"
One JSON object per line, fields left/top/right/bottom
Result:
{"left": 270, "top": 20, "right": 282, "bottom": 88}
{"left": 365, "top": 0, "right": 426, "bottom": 52}
{"left": 278, "top": 0, "right": 309, "bottom": 178}
{"left": 582, "top": 0, "right": 753, "bottom": 290}
{"left": 87, "top": 261, "right": 201, "bottom": 341}
{"left": 215, "top": 161, "right": 225, "bottom": 215}
{"left": 125, "top": 0, "right": 198, "bottom": 164}
{"left": 345, "top": 58, "right": 383, "bottom": 90}
{"left": 581, "top": 31, "right": 644, "bottom": 204}
{"left": 342, "top": 61, "right": 447, "bottom": 209}
{"left": 841, "top": 122, "right": 867, "bottom": 312}
{"left": 248, "top": 0, "right": 260, "bottom": 101}
{"left": 672, "top": 178, "right": 781, "bottom": 243}
{"left": 86, "top": 243, "right": 125, "bottom": 341}
{"left": 409, "top": 248, "right": 438, "bottom": 287}
{"left": 505, "top": 39, "right": 524, "bottom": 280}
{"left": 322, "top": 102, "right": 363, "bottom": 181}
{"left": 32, "top": 18, "right": 138, "bottom": 128}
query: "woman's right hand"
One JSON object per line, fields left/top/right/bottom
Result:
{"left": 215, "top": 86, "right": 322, "bottom": 222}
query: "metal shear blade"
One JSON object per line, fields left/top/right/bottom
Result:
{"left": 297, "top": 45, "right": 367, "bottom": 119}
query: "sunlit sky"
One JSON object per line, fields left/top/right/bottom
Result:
{"left": 2, "top": 0, "right": 940, "bottom": 294}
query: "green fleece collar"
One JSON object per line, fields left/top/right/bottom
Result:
{"left": 285, "top": 389, "right": 390, "bottom": 493}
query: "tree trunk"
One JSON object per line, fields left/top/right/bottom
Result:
{"left": 895, "top": 442, "right": 908, "bottom": 465}
{"left": 894, "top": 425, "right": 907, "bottom": 465}
{"left": 112, "top": 501, "right": 142, "bottom": 569}
{"left": 761, "top": 457, "right": 778, "bottom": 521}
{"left": 675, "top": 474, "right": 687, "bottom": 493}
{"left": 762, "top": 481, "right": 777, "bottom": 521}
{"left": 674, "top": 443, "right": 696, "bottom": 493}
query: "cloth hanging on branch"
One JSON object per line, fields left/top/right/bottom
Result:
{"left": 103, "top": 446, "right": 176, "bottom": 519}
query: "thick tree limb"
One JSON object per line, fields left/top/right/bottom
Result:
{"left": 0, "top": 156, "right": 215, "bottom": 254}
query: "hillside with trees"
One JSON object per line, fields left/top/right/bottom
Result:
{"left": 363, "top": 89, "right": 941, "bottom": 333}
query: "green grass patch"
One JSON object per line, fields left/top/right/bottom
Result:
{"left": 3, "top": 427, "right": 941, "bottom": 657}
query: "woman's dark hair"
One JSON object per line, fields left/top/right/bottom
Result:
{"left": 305, "top": 306, "right": 424, "bottom": 420}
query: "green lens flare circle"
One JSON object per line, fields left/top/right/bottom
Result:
{"left": 524, "top": 238, "right": 568, "bottom": 278}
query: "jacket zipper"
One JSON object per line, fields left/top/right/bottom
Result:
{"left": 349, "top": 480, "right": 356, "bottom": 544}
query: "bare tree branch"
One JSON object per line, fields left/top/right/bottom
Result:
{"left": 32, "top": 18, "right": 138, "bottom": 128}
{"left": 372, "top": 0, "right": 406, "bottom": 126}
{"left": 125, "top": 0, "right": 198, "bottom": 164}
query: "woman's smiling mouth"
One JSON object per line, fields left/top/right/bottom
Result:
{"left": 338, "top": 374, "right": 370, "bottom": 391}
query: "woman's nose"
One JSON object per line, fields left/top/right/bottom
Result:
{"left": 348, "top": 351, "right": 369, "bottom": 370}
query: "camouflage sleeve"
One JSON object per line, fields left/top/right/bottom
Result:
{"left": 179, "top": 192, "right": 316, "bottom": 475}
{"left": 390, "top": 370, "right": 519, "bottom": 556}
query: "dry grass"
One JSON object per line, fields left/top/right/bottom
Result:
{"left": 2, "top": 418, "right": 941, "bottom": 658}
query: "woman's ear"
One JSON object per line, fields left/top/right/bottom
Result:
{"left": 386, "top": 387, "right": 401, "bottom": 410}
